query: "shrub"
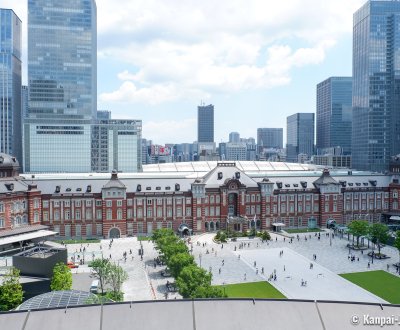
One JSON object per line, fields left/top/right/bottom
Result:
{"left": 261, "top": 231, "right": 271, "bottom": 241}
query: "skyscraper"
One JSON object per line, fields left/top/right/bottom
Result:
{"left": 0, "top": 9, "right": 22, "bottom": 164}
{"left": 286, "top": 113, "right": 315, "bottom": 163}
{"left": 316, "top": 77, "right": 352, "bottom": 155}
{"left": 257, "top": 128, "right": 283, "bottom": 149}
{"left": 197, "top": 104, "right": 214, "bottom": 143}
{"left": 24, "top": 0, "right": 97, "bottom": 172}
{"left": 229, "top": 132, "right": 240, "bottom": 143}
{"left": 352, "top": 0, "right": 400, "bottom": 172}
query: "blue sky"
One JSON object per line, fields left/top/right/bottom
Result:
{"left": 5, "top": 0, "right": 365, "bottom": 144}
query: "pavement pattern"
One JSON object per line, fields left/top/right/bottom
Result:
{"left": 2, "top": 230, "right": 397, "bottom": 303}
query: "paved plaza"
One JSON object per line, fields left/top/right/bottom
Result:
{"left": 2, "top": 230, "right": 399, "bottom": 303}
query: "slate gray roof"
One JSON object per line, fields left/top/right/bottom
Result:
{"left": 15, "top": 162, "right": 391, "bottom": 195}
{"left": 0, "top": 178, "right": 29, "bottom": 194}
{"left": 1, "top": 299, "right": 399, "bottom": 330}
{"left": 199, "top": 164, "right": 258, "bottom": 189}
{"left": 102, "top": 172, "right": 126, "bottom": 189}
{"left": 313, "top": 169, "right": 339, "bottom": 187}
{"left": 0, "top": 225, "right": 49, "bottom": 238}
{"left": 0, "top": 153, "right": 19, "bottom": 168}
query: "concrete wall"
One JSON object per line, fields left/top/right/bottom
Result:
{"left": 13, "top": 248, "right": 67, "bottom": 278}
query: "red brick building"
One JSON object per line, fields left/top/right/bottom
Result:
{"left": 1, "top": 154, "right": 400, "bottom": 238}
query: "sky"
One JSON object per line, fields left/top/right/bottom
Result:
{"left": 4, "top": 0, "right": 365, "bottom": 145}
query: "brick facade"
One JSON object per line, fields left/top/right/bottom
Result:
{"left": 1, "top": 161, "right": 399, "bottom": 238}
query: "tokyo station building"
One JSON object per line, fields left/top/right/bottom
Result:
{"left": 1, "top": 152, "right": 400, "bottom": 239}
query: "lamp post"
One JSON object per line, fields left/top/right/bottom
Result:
{"left": 199, "top": 253, "right": 202, "bottom": 267}
{"left": 223, "top": 281, "right": 226, "bottom": 296}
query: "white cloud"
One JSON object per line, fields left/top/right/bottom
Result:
{"left": 100, "top": 40, "right": 333, "bottom": 103}
{"left": 97, "top": 0, "right": 364, "bottom": 105}
{"left": 4, "top": 0, "right": 365, "bottom": 104}
{"left": 143, "top": 118, "right": 197, "bottom": 144}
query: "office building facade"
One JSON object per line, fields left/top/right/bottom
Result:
{"left": 197, "top": 104, "right": 214, "bottom": 143}
{"left": 316, "top": 77, "right": 352, "bottom": 155}
{"left": 0, "top": 9, "right": 22, "bottom": 164}
{"left": 352, "top": 0, "right": 400, "bottom": 172}
{"left": 286, "top": 113, "right": 315, "bottom": 163}
{"left": 257, "top": 128, "right": 283, "bottom": 150}
{"left": 24, "top": 0, "right": 97, "bottom": 173}
{"left": 229, "top": 132, "right": 240, "bottom": 143}
{"left": 91, "top": 119, "right": 142, "bottom": 173}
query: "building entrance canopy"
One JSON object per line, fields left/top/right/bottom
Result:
{"left": 0, "top": 230, "right": 57, "bottom": 247}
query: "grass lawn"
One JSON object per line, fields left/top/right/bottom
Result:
{"left": 285, "top": 228, "right": 322, "bottom": 234}
{"left": 340, "top": 270, "right": 400, "bottom": 304}
{"left": 61, "top": 238, "right": 100, "bottom": 244}
{"left": 215, "top": 281, "right": 286, "bottom": 299}
{"left": 137, "top": 236, "right": 152, "bottom": 241}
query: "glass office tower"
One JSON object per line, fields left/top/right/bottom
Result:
{"left": 257, "top": 128, "right": 283, "bottom": 149}
{"left": 316, "top": 77, "right": 352, "bottom": 155}
{"left": 0, "top": 9, "right": 22, "bottom": 163}
{"left": 24, "top": 0, "right": 97, "bottom": 172}
{"left": 286, "top": 113, "right": 315, "bottom": 163}
{"left": 352, "top": 0, "right": 400, "bottom": 172}
{"left": 198, "top": 104, "right": 214, "bottom": 143}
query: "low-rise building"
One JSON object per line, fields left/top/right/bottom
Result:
{"left": 1, "top": 153, "right": 399, "bottom": 238}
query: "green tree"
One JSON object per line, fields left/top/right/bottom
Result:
{"left": 394, "top": 231, "right": 400, "bottom": 267}
{"left": 162, "top": 240, "right": 188, "bottom": 263}
{"left": 90, "top": 258, "right": 111, "bottom": 295}
{"left": 260, "top": 231, "right": 271, "bottom": 241}
{"left": 152, "top": 228, "right": 175, "bottom": 243}
{"left": 168, "top": 253, "right": 194, "bottom": 278}
{"left": 219, "top": 232, "right": 227, "bottom": 243}
{"left": 347, "top": 220, "right": 370, "bottom": 247}
{"left": 192, "top": 285, "right": 226, "bottom": 298}
{"left": 50, "top": 262, "right": 72, "bottom": 291}
{"left": 249, "top": 228, "right": 257, "bottom": 237}
{"left": 0, "top": 267, "right": 23, "bottom": 311}
{"left": 369, "top": 223, "right": 389, "bottom": 256}
{"left": 106, "top": 263, "right": 128, "bottom": 302}
{"left": 176, "top": 265, "right": 212, "bottom": 298}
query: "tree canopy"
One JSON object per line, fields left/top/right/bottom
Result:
{"left": 152, "top": 228, "right": 225, "bottom": 299}
{"left": 369, "top": 223, "right": 389, "bottom": 255}
{"left": 90, "top": 258, "right": 111, "bottom": 295}
{"left": 168, "top": 252, "right": 194, "bottom": 278}
{"left": 0, "top": 267, "right": 23, "bottom": 311}
{"left": 175, "top": 265, "right": 211, "bottom": 298}
{"left": 347, "top": 220, "right": 370, "bottom": 247}
{"left": 394, "top": 231, "right": 400, "bottom": 265}
{"left": 106, "top": 263, "right": 128, "bottom": 302}
{"left": 89, "top": 258, "right": 128, "bottom": 301}
{"left": 50, "top": 262, "right": 72, "bottom": 291}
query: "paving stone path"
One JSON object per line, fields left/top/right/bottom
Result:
{"left": 58, "top": 231, "right": 400, "bottom": 302}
